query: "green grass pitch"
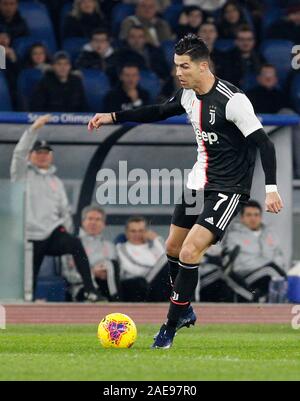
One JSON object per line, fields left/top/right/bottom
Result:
{"left": 0, "top": 324, "right": 299, "bottom": 381}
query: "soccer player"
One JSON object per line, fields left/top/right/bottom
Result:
{"left": 88, "top": 34, "right": 283, "bottom": 348}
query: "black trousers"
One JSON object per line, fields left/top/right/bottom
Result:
{"left": 32, "top": 226, "right": 94, "bottom": 296}
{"left": 121, "top": 264, "right": 171, "bottom": 302}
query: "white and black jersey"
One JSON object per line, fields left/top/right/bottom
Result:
{"left": 172, "top": 78, "right": 263, "bottom": 195}
{"left": 115, "top": 76, "right": 276, "bottom": 197}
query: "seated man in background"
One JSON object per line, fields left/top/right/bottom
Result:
{"left": 104, "top": 63, "right": 149, "bottom": 111}
{"left": 10, "top": 115, "right": 101, "bottom": 302}
{"left": 223, "top": 200, "right": 286, "bottom": 302}
{"left": 63, "top": 205, "right": 120, "bottom": 301}
{"left": 246, "top": 64, "right": 289, "bottom": 114}
{"left": 75, "top": 28, "right": 116, "bottom": 73}
{"left": 30, "top": 51, "right": 87, "bottom": 112}
{"left": 117, "top": 216, "right": 170, "bottom": 302}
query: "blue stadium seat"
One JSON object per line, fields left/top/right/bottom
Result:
{"left": 18, "top": 1, "right": 57, "bottom": 53}
{"left": 161, "top": 40, "right": 176, "bottom": 69}
{"left": 14, "top": 36, "right": 52, "bottom": 59}
{"left": 114, "top": 233, "right": 127, "bottom": 244}
{"left": 112, "top": 3, "right": 135, "bottom": 35}
{"left": 240, "top": 72, "right": 258, "bottom": 92}
{"left": 163, "top": 4, "right": 183, "bottom": 30}
{"left": 290, "top": 74, "right": 300, "bottom": 114}
{"left": 140, "top": 70, "right": 161, "bottom": 102}
{"left": 261, "top": 8, "right": 284, "bottom": 37}
{"left": 80, "top": 69, "right": 111, "bottom": 112}
{"left": 60, "top": 1, "right": 73, "bottom": 36}
{"left": 0, "top": 72, "right": 12, "bottom": 111}
{"left": 260, "top": 40, "right": 294, "bottom": 85}
{"left": 62, "top": 37, "right": 89, "bottom": 64}
{"left": 17, "top": 68, "right": 43, "bottom": 110}
{"left": 214, "top": 39, "right": 235, "bottom": 52}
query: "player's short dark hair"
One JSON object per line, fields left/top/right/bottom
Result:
{"left": 241, "top": 199, "right": 262, "bottom": 215}
{"left": 126, "top": 216, "right": 148, "bottom": 229}
{"left": 175, "top": 33, "right": 210, "bottom": 62}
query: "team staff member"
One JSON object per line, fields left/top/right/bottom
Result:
{"left": 11, "top": 115, "right": 101, "bottom": 302}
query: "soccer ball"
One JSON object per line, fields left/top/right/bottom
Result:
{"left": 97, "top": 313, "right": 137, "bottom": 348}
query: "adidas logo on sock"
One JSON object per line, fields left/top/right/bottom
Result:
{"left": 205, "top": 217, "right": 214, "bottom": 225}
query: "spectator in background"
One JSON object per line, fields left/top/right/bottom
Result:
{"left": 23, "top": 43, "right": 52, "bottom": 73}
{"left": 221, "top": 25, "right": 262, "bottom": 87}
{"left": 0, "top": 27, "right": 19, "bottom": 106}
{"left": 117, "top": 216, "right": 169, "bottom": 302}
{"left": 158, "top": 65, "right": 181, "bottom": 101}
{"left": 10, "top": 115, "right": 102, "bottom": 302}
{"left": 246, "top": 64, "right": 289, "bottom": 114}
{"left": 218, "top": 1, "right": 247, "bottom": 39}
{"left": 267, "top": 4, "right": 300, "bottom": 43}
{"left": 63, "top": 0, "right": 107, "bottom": 39}
{"left": 176, "top": 6, "right": 205, "bottom": 39}
{"left": 124, "top": 0, "right": 171, "bottom": 13}
{"left": 198, "top": 22, "right": 223, "bottom": 76}
{"left": 30, "top": 51, "right": 87, "bottom": 112}
{"left": 223, "top": 200, "right": 286, "bottom": 302}
{"left": 112, "top": 25, "right": 170, "bottom": 82}
{"left": 120, "top": 0, "right": 173, "bottom": 47}
{"left": 183, "top": 0, "right": 226, "bottom": 13}
{"left": 63, "top": 205, "right": 120, "bottom": 302}
{"left": 76, "top": 28, "right": 115, "bottom": 72}
{"left": 104, "top": 63, "right": 149, "bottom": 111}
{"left": 0, "top": 0, "right": 28, "bottom": 41}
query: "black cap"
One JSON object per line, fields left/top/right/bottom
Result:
{"left": 31, "top": 140, "right": 53, "bottom": 152}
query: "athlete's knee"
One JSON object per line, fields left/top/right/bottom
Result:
{"left": 165, "top": 237, "right": 181, "bottom": 257}
{"left": 179, "top": 243, "right": 200, "bottom": 264}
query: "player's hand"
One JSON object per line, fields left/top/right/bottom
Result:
{"left": 31, "top": 114, "right": 51, "bottom": 131}
{"left": 265, "top": 192, "right": 283, "bottom": 213}
{"left": 88, "top": 113, "right": 113, "bottom": 131}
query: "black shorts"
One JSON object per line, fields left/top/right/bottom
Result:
{"left": 171, "top": 190, "right": 249, "bottom": 243}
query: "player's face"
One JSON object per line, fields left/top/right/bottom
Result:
{"left": 174, "top": 54, "right": 207, "bottom": 89}
{"left": 126, "top": 222, "right": 147, "bottom": 245}
{"left": 241, "top": 207, "right": 262, "bottom": 231}
{"left": 29, "top": 150, "right": 53, "bottom": 170}
{"left": 82, "top": 211, "right": 106, "bottom": 236}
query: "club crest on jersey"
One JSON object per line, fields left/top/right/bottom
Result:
{"left": 209, "top": 106, "right": 216, "bottom": 125}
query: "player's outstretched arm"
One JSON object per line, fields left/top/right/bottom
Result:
{"left": 88, "top": 90, "right": 185, "bottom": 132}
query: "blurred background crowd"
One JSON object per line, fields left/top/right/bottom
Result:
{"left": 0, "top": 0, "right": 300, "bottom": 116}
